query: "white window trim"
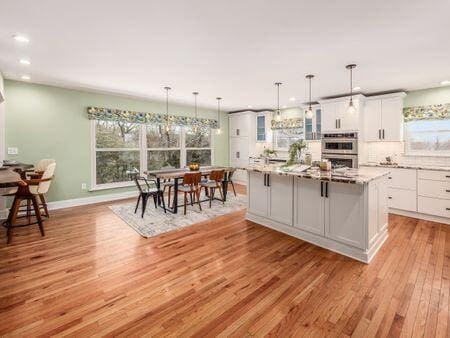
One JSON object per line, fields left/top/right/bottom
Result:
{"left": 90, "top": 120, "right": 214, "bottom": 190}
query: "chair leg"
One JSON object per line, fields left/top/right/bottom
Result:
{"left": 134, "top": 194, "right": 141, "bottom": 214}
{"left": 197, "top": 190, "right": 202, "bottom": 211}
{"left": 31, "top": 196, "right": 45, "bottom": 237}
{"left": 184, "top": 193, "right": 187, "bottom": 215}
{"left": 167, "top": 186, "right": 172, "bottom": 208}
{"left": 230, "top": 181, "right": 237, "bottom": 196}
{"left": 189, "top": 192, "right": 194, "bottom": 206}
{"left": 153, "top": 194, "right": 157, "bottom": 209}
{"left": 141, "top": 195, "right": 148, "bottom": 218}
{"left": 39, "top": 194, "right": 50, "bottom": 217}
{"left": 26, "top": 199, "right": 31, "bottom": 224}
{"left": 209, "top": 188, "right": 214, "bottom": 208}
{"left": 160, "top": 192, "right": 167, "bottom": 213}
{"left": 7, "top": 197, "right": 22, "bottom": 244}
{"left": 218, "top": 183, "right": 225, "bottom": 203}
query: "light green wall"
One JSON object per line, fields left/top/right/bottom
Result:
{"left": 404, "top": 86, "right": 450, "bottom": 107}
{"left": 4, "top": 80, "right": 229, "bottom": 202}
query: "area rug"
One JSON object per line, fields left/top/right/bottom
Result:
{"left": 109, "top": 193, "right": 247, "bottom": 238}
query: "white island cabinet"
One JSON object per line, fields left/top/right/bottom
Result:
{"left": 246, "top": 168, "right": 390, "bottom": 263}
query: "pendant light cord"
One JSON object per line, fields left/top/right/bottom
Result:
{"left": 216, "top": 97, "right": 222, "bottom": 127}
{"left": 274, "top": 82, "right": 282, "bottom": 115}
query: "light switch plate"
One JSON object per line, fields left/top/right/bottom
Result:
{"left": 7, "top": 147, "right": 18, "bottom": 155}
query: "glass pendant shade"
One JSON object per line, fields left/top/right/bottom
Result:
{"left": 305, "top": 108, "right": 313, "bottom": 119}
{"left": 347, "top": 100, "right": 356, "bottom": 115}
{"left": 305, "top": 75, "right": 315, "bottom": 120}
{"left": 275, "top": 112, "right": 282, "bottom": 121}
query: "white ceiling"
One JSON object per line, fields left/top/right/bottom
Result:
{"left": 0, "top": 0, "right": 449, "bottom": 111}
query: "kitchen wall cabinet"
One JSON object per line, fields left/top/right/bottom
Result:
{"left": 319, "top": 95, "right": 364, "bottom": 132}
{"left": 229, "top": 113, "right": 251, "bottom": 137}
{"left": 364, "top": 93, "right": 406, "bottom": 142}
{"left": 304, "top": 107, "right": 322, "bottom": 140}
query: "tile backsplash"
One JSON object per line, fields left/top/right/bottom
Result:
{"left": 361, "top": 141, "right": 450, "bottom": 167}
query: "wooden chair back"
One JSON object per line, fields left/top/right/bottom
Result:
{"left": 209, "top": 170, "right": 224, "bottom": 182}
{"left": 182, "top": 172, "right": 202, "bottom": 187}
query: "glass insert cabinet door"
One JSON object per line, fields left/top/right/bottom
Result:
{"left": 256, "top": 115, "right": 266, "bottom": 141}
{"left": 305, "top": 108, "right": 322, "bottom": 140}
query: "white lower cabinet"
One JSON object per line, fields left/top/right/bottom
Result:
{"left": 293, "top": 178, "right": 325, "bottom": 236}
{"left": 418, "top": 197, "right": 450, "bottom": 218}
{"left": 325, "top": 183, "right": 365, "bottom": 250}
{"left": 247, "top": 171, "right": 268, "bottom": 217}
{"left": 388, "top": 187, "right": 417, "bottom": 211}
{"left": 247, "top": 171, "right": 293, "bottom": 225}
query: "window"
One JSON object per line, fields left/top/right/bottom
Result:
{"left": 94, "top": 120, "right": 140, "bottom": 185}
{"left": 185, "top": 126, "right": 212, "bottom": 166}
{"left": 92, "top": 121, "right": 213, "bottom": 188}
{"left": 256, "top": 115, "right": 266, "bottom": 141}
{"left": 404, "top": 119, "right": 450, "bottom": 156}
{"left": 147, "top": 125, "right": 181, "bottom": 170}
{"left": 273, "top": 129, "right": 304, "bottom": 151}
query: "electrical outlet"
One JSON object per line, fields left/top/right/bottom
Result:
{"left": 81, "top": 183, "right": 87, "bottom": 191}
{"left": 7, "top": 147, "right": 18, "bottom": 155}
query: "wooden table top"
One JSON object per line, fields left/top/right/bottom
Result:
{"left": 146, "top": 166, "right": 235, "bottom": 180}
{"left": 0, "top": 169, "right": 22, "bottom": 187}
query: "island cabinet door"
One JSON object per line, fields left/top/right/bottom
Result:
{"left": 293, "top": 178, "right": 325, "bottom": 235}
{"left": 325, "top": 182, "right": 365, "bottom": 250}
{"left": 247, "top": 171, "right": 269, "bottom": 217}
{"left": 268, "top": 174, "right": 294, "bottom": 225}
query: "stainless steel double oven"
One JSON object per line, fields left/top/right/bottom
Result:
{"left": 321, "top": 132, "right": 358, "bottom": 168}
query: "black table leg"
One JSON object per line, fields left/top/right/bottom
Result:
{"left": 173, "top": 178, "right": 179, "bottom": 214}
{"left": 156, "top": 178, "right": 161, "bottom": 205}
{"left": 222, "top": 173, "right": 228, "bottom": 202}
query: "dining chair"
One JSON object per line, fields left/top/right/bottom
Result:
{"left": 226, "top": 169, "right": 237, "bottom": 196}
{"left": 134, "top": 176, "right": 166, "bottom": 218}
{"left": 160, "top": 165, "right": 175, "bottom": 208}
{"left": 200, "top": 170, "right": 225, "bottom": 208}
{"left": 28, "top": 159, "right": 56, "bottom": 179}
{"left": 179, "top": 172, "right": 202, "bottom": 215}
{"left": 3, "top": 167, "right": 55, "bottom": 244}
{"left": 27, "top": 162, "right": 56, "bottom": 218}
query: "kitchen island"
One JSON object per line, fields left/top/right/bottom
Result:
{"left": 246, "top": 166, "right": 390, "bottom": 263}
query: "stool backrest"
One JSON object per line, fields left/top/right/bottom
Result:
{"left": 37, "top": 162, "right": 56, "bottom": 194}
{"left": 209, "top": 170, "right": 224, "bottom": 182}
{"left": 36, "top": 159, "right": 56, "bottom": 172}
{"left": 182, "top": 172, "right": 202, "bottom": 187}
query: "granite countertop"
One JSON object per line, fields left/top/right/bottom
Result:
{"left": 245, "top": 165, "right": 390, "bottom": 184}
{"left": 360, "top": 163, "right": 450, "bottom": 172}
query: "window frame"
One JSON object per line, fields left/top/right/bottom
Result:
{"left": 90, "top": 121, "right": 214, "bottom": 190}
{"left": 273, "top": 128, "right": 304, "bottom": 152}
{"left": 404, "top": 119, "right": 450, "bottom": 157}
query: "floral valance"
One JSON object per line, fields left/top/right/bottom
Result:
{"left": 87, "top": 107, "right": 219, "bottom": 128}
{"left": 403, "top": 103, "right": 450, "bottom": 122}
{"left": 271, "top": 117, "right": 303, "bottom": 130}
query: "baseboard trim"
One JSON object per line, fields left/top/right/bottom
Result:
{"left": 389, "top": 208, "right": 450, "bottom": 225}
{"left": 0, "top": 191, "right": 137, "bottom": 219}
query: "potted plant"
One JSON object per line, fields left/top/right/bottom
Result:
{"left": 188, "top": 152, "right": 200, "bottom": 171}
{"left": 286, "top": 140, "right": 307, "bottom": 166}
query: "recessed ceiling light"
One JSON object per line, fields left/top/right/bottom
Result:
{"left": 353, "top": 86, "right": 361, "bottom": 91}
{"left": 282, "top": 105, "right": 287, "bottom": 109}
{"left": 19, "top": 59, "right": 31, "bottom": 65}
{"left": 247, "top": 105, "right": 253, "bottom": 109}
{"left": 441, "top": 80, "right": 450, "bottom": 86}
{"left": 289, "top": 97, "right": 296, "bottom": 101}
{"left": 13, "top": 35, "right": 29, "bottom": 43}
{"left": 21, "top": 75, "right": 30, "bottom": 80}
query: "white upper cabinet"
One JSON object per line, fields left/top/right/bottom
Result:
{"left": 319, "top": 95, "right": 364, "bottom": 132}
{"left": 229, "top": 113, "right": 251, "bottom": 137}
{"left": 363, "top": 93, "right": 406, "bottom": 142}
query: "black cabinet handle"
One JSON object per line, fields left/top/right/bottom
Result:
{"left": 446, "top": 175, "right": 450, "bottom": 178}
{"left": 339, "top": 119, "right": 341, "bottom": 129}
{"left": 378, "top": 129, "right": 381, "bottom": 139}
{"left": 388, "top": 176, "right": 392, "bottom": 179}
{"left": 382, "top": 129, "right": 385, "bottom": 139}
{"left": 335, "top": 119, "right": 338, "bottom": 129}
{"left": 446, "top": 208, "right": 450, "bottom": 211}
{"left": 321, "top": 181, "right": 324, "bottom": 197}
{"left": 267, "top": 174, "right": 270, "bottom": 187}
{"left": 325, "top": 182, "right": 329, "bottom": 198}
{"left": 263, "top": 173, "right": 267, "bottom": 186}
{"left": 446, "top": 190, "right": 450, "bottom": 192}
{"left": 388, "top": 197, "right": 392, "bottom": 199}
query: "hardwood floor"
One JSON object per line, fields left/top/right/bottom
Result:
{"left": 0, "top": 185, "right": 449, "bottom": 337}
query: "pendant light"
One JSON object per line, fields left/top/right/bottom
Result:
{"left": 193, "top": 91, "right": 199, "bottom": 133}
{"left": 216, "top": 97, "right": 222, "bottom": 135}
{"left": 345, "top": 64, "right": 357, "bottom": 115}
{"left": 274, "top": 82, "right": 282, "bottom": 121}
{"left": 305, "top": 74, "right": 314, "bottom": 119}
{"left": 164, "top": 86, "right": 171, "bottom": 132}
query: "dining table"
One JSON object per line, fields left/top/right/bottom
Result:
{"left": 145, "top": 166, "right": 235, "bottom": 214}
